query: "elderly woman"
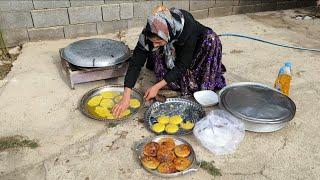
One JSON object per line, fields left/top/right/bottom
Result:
{"left": 112, "top": 6, "right": 226, "bottom": 117}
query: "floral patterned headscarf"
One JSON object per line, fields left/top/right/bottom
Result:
{"left": 138, "top": 6, "right": 185, "bottom": 69}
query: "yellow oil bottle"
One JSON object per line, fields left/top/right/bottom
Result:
{"left": 274, "top": 62, "right": 292, "bottom": 96}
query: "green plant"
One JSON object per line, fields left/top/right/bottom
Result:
{"left": 0, "top": 135, "right": 39, "bottom": 151}
{"left": 0, "top": 28, "right": 8, "bottom": 53}
{"left": 106, "top": 122, "right": 118, "bottom": 128}
{"left": 198, "top": 160, "right": 222, "bottom": 177}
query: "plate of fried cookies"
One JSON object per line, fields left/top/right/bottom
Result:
{"left": 80, "top": 85, "right": 143, "bottom": 122}
{"left": 135, "top": 135, "right": 199, "bottom": 178}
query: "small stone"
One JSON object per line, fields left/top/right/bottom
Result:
{"left": 303, "top": 16, "right": 312, "bottom": 20}
{"left": 8, "top": 46, "right": 21, "bottom": 56}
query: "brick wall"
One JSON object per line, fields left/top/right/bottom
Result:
{"left": 0, "top": 0, "right": 316, "bottom": 47}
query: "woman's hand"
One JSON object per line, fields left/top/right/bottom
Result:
{"left": 112, "top": 98, "right": 130, "bottom": 118}
{"left": 144, "top": 85, "right": 160, "bottom": 101}
{"left": 144, "top": 80, "right": 168, "bottom": 101}
{"left": 112, "top": 87, "right": 132, "bottom": 118}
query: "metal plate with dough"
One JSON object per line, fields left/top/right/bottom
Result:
{"left": 61, "top": 38, "right": 131, "bottom": 67}
{"left": 144, "top": 98, "right": 206, "bottom": 135}
{"left": 80, "top": 85, "right": 143, "bottom": 122}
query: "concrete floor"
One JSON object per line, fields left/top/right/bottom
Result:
{"left": 0, "top": 9, "right": 320, "bottom": 180}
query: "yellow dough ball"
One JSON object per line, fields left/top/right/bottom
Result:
{"left": 130, "top": 99, "right": 141, "bottom": 108}
{"left": 165, "top": 124, "right": 179, "bottom": 134}
{"left": 101, "top": 91, "right": 119, "bottom": 99}
{"left": 107, "top": 114, "right": 116, "bottom": 120}
{"left": 94, "top": 106, "right": 111, "bottom": 118}
{"left": 180, "top": 121, "right": 195, "bottom": 130}
{"left": 152, "top": 123, "right": 166, "bottom": 133}
{"left": 157, "top": 116, "right": 170, "bottom": 124}
{"left": 114, "top": 95, "right": 123, "bottom": 102}
{"left": 87, "top": 95, "right": 103, "bottom": 107}
{"left": 169, "top": 115, "right": 183, "bottom": 125}
{"left": 120, "top": 109, "right": 131, "bottom": 118}
{"left": 100, "top": 99, "right": 114, "bottom": 109}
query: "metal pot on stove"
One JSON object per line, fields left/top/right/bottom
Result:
{"left": 60, "top": 38, "right": 131, "bottom": 68}
{"left": 59, "top": 38, "right": 131, "bottom": 89}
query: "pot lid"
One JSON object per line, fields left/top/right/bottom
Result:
{"left": 60, "top": 38, "right": 131, "bottom": 67}
{"left": 219, "top": 82, "right": 296, "bottom": 123}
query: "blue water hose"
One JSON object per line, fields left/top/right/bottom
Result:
{"left": 218, "top": 33, "right": 320, "bottom": 53}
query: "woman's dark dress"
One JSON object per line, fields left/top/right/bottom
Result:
{"left": 124, "top": 9, "right": 226, "bottom": 95}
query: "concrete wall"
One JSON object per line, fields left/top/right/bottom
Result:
{"left": 0, "top": 0, "right": 316, "bottom": 47}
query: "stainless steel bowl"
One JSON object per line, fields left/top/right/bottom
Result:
{"left": 80, "top": 85, "right": 143, "bottom": 122}
{"left": 219, "top": 82, "right": 296, "bottom": 132}
{"left": 134, "top": 135, "right": 199, "bottom": 178}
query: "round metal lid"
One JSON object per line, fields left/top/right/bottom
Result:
{"left": 219, "top": 82, "right": 296, "bottom": 124}
{"left": 60, "top": 38, "right": 131, "bottom": 67}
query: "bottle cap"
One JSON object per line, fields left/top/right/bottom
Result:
{"left": 279, "top": 67, "right": 285, "bottom": 74}
{"left": 284, "top": 61, "right": 292, "bottom": 68}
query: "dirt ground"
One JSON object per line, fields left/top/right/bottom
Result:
{"left": 0, "top": 9, "right": 320, "bottom": 180}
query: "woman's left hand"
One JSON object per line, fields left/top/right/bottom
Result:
{"left": 144, "top": 85, "right": 160, "bottom": 101}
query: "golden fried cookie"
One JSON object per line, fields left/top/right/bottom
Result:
{"left": 114, "top": 95, "right": 123, "bottom": 102}
{"left": 101, "top": 91, "right": 119, "bottom": 99}
{"left": 100, "top": 99, "right": 114, "bottom": 109}
{"left": 173, "top": 157, "right": 191, "bottom": 171}
{"left": 152, "top": 123, "right": 165, "bottom": 133}
{"left": 157, "top": 162, "right": 177, "bottom": 174}
{"left": 141, "top": 156, "right": 160, "bottom": 170}
{"left": 165, "top": 124, "right": 179, "bottom": 134}
{"left": 174, "top": 144, "right": 191, "bottom": 158}
{"left": 119, "top": 109, "right": 131, "bottom": 118}
{"left": 157, "top": 116, "right": 170, "bottom": 124}
{"left": 143, "top": 142, "right": 160, "bottom": 157}
{"left": 169, "top": 115, "right": 183, "bottom": 125}
{"left": 87, "top": 95, "right": 103, "bottom": 107}
{"left": 157, "top": 148, "right": 176, "bottom": 163}
{"left": 94, "top": 106, "right": 110, "bottom": 118}
{"left": 158, "top": 138, "right": 176, "bottom": 151}
{"left": 180, "top": 121, "right": 195, "bottom": 130}
{"left": 130, "top": 99, "right": 141, "bottom": 108}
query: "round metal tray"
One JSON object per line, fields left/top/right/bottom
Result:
{"left": 80, "top": 85, "right": 144, "bottom": 122}
{"left": 219, "top": 82, "right": 296, "bottom": 124}
{"left": 135, "top": 135, "right": 199, "bottom": 178}
{"left": 61, "top": 38, "right": 131, "bottom": 68}
{"left": 144, "top": 98, "right": 206, "bottom": 135}
{"left": 219, "top": 82, "right": 296, "bottom": 132}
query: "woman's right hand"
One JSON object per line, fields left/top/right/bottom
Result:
{"left": 112, "top": 87, "right": 132, "bottom": 118}
{"left": 112, "top": 97, "right": 130, "bottom": 118}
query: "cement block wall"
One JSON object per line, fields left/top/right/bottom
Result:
{"left": 0, "top": 0, "right": 316, "bottom": 47}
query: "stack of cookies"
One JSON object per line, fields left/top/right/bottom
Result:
{"left": 140, "top": 137, "right": 192, "bottom": 174}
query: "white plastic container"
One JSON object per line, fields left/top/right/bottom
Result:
{"left": 193, "top": 90, "right": 219, "bottom": 107}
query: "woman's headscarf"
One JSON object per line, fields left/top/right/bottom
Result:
{"left": 138, "top": 6, "right": 185, "bottom": 69}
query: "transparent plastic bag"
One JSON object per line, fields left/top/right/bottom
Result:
{"left": 193, "top": 110, "right": 245, "bottom": 155}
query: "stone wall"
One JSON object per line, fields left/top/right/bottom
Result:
{"left": 0, "top": 0, "right": 316, "bottom": 47}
